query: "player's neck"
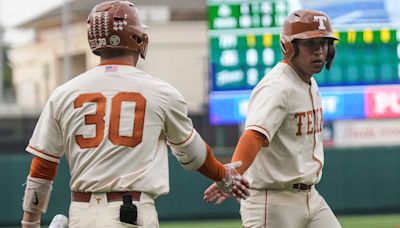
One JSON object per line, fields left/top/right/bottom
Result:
{"left": 100, "top": 55, "right": 138, "bottom": 66}
{"left": 284, "top": 60, "right": 312, "bottom": 84}
{"left": 295, "top": 71, "right": 312, "bottom": 84}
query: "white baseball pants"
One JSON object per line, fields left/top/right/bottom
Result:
{"left": 240, "top": 187, "right": 341, "bottom": 228}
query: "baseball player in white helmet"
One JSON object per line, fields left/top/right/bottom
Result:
{"left": 21, "top": 1, "right": 249, "bottom": 227}
{"left": 204, "top": 9, "right": 342, "bottom": 228}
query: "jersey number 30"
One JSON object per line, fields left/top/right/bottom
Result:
{"left": 74, "top": 92, "right": 146, "bottom": 149}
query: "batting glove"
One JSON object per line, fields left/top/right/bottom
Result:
{"left": 204, "top": 161, "right": 249, "bottom": 204}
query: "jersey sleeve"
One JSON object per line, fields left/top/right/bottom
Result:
{"left": 245, "top": 81, "right": 288, "bottom": 142}
{"left": 26, "top": 97, "right": 64, "bottom": 163}
{"left": 164, "top": 87, "right": 194, "bottom": 145}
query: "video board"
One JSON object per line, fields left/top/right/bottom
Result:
{"left": 207, "top": 0, "right": 400, "bottom": 125}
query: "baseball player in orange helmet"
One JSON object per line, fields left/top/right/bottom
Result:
{"left": 204, "top": 9, "right": 342, "bottom": 228}
{"left": 21, "top": 1, "right": 249, "bottom": 227}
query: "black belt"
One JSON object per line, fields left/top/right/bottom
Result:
{"left": 72, "top": 191, "right": 141, "bottom": 202}
{"left": 293, "top": 183, "right": 313, "bottom": 191}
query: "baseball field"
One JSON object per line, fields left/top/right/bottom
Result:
{"left": 160, "top": 214, "right": 400, "bottom": 228}
{"left": 4, "top": 213, "right": 400, "bottom": 227}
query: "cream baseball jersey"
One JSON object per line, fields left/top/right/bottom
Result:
{"left": 26, "top": 65, "right": 194, "bottom": 196}
{"left": 245, "top": 61, "right": 324, "bottom": 189}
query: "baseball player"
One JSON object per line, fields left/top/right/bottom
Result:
{"left": 21, "top": 1, "right": 249, "bottom": 228}
{"left": 204, "top": 9, "right": 342, "bottom": 228}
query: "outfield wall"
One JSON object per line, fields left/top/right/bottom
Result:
{"left": 1, "top": 147, "right": 399, "bottom": 225}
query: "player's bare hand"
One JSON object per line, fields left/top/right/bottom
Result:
{"left": 203, "top": 183, "right": 228, "bottom": 205}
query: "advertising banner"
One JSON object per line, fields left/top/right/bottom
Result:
{"left": 334, "top": 119, "right": 400, "bottom": 147}
{"left": 365, "top": 85, "right": 400, "bottom": 118}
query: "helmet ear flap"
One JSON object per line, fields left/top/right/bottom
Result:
{"left": 139, "top": 34, "right": 149, "bottom": 59}
{"left": 280, "top": 40, "right": 296, "bottom": 60}
{"left": 325, "top": 41, "right": 336, "bottom": 70}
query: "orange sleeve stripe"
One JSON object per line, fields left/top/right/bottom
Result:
{"left": 28, "top": 145, "right": 60, "bottom": 159}
{"left": 167, "top": 129, "right": 194, "bottom": 146}
{"left": 231, "top": 130, "right": 267, "bottom": 175}
{"left": 246, "top": 125, "right": 271, "bottom": 139}
{"left": 196, "top": 143, "right": 225, "bottom": 182}
{"left": 29, "top": 156, "right": 58, "bottom": 181}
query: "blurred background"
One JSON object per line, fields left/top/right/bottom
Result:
{"left": 0, "top": 0, "right": 399, "bottom": 227}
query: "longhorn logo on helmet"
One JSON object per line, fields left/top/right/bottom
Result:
{"left": 313, "top": 16, "right": 327, "bottom": 30}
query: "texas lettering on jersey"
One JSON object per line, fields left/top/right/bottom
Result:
{"left": 294, "top": 107, "right": 323, "bottom": 136}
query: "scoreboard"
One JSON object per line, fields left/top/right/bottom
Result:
{"left": 210, "top": 29, "right": 399, "bottom": 91}
{"left": 209, "top": 0, "right": 289, "bottom": 92}
{"left": 208, "top": 0, "right": 288, "bottom": 30}
{"left": 207, "top": 0, "right": 400, "bottom": 125}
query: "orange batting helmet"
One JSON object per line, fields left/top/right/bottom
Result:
{"left": 280, "top": 9, "right": 338, "bottom": 70}
{"left": 87, "top": 1, "right": 148, "bottom": 59}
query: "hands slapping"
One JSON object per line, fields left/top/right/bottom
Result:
{"left": 203, "top": 161, "right": 250, "bottom": 205}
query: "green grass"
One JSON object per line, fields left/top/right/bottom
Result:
{"left": 160, "top": 214, "right": 400, "bottom": 228}
{"left": 161, "top": 219, "right": 241, "bottom": 228}
{"left": 339, "top": 214, "right": 400, "bottom": 228}
{"left": 5, "top": 214, "right": 400, "bottom": 228}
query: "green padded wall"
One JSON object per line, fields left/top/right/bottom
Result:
{"left": 1, "top": 147, "right": 399, "bottom": 225}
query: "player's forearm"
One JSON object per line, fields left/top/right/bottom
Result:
{"left": 231, "top": 130, "right": 267, "bottom": 175}
{"left": 196, "top": 144, "right": 225, "bottom": 181}
{"left": 22, "top": 211, "right": 41, "bottom": 227}
{"left": 170, "top": 130, "right": 226, "bottom": 181}
{"left": 22, "top": 156, "right": 58, "bottom": 226}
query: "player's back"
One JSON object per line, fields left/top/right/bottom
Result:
{"left": 50, "top": 65, "right": 186, "bottom": 196}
